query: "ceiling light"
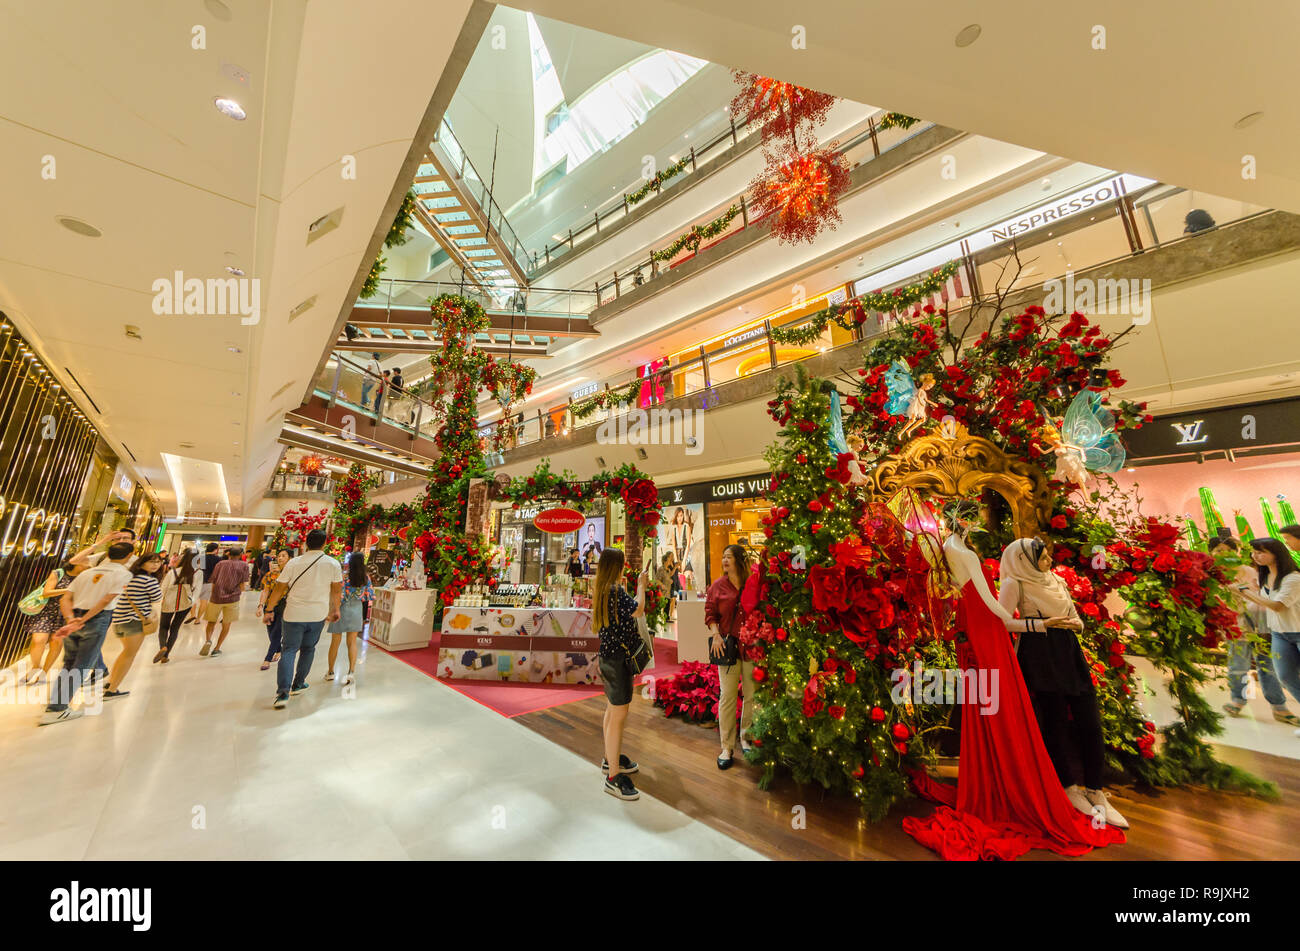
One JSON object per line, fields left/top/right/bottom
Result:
{"left": 1234, "top": 111, "right": 1263, "bottom": 130}
{"left": 227, "top": 345, "right": 241, "bottom": 353}
{"left": 225, "top": 266, "right": 245, "bottom": 276}
{"left": 214, "top": 97, "right": 247, "bottom": 121}
{"left": 1041, "top": 178, "right": 1052, "bottom": 189}
{"left": 954, "top": 23, "right": 982, "bottom": 47}
{"left": 204, "top": 0, "right": 232, "bottom": 20}
{"left": 57, "top": 216, "right": 102, "bottom": 237}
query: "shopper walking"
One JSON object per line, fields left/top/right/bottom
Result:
{"left": 256, "top": 550, "right": 290, "bottom": 670}
{"left": 326, "top": 554, "right": 372, "bottom": 686}
{"left": 201, "top": 547, "right": 249, "bottom": 656}
{"left": 104, "top": 552, "right": 165, "bottom": 699}
{"left": 592, "top": 547, "right": 649, "bottom": 801}
{"left": 190, "top": 543, "right": 221, "bottom": 624}
{"left": 1238, "top": 537, "right": 1300, "bottom": 736}
{"left": 154, "top": 549, "right": 200, "bottom": 664}
{"left": 41, "top": 541, "right": 134, "bottom": 726}
{"left": 19, "top": 561, "right": 85, "bottom": 685}
{"left": 261, "top": 530, "right": 342, "bottom": 710}
{"left": 362, "top": 353, "right": 382, "bottom": 409}
{"left": 707, "top": 544, "right": 756, "bottom": 770}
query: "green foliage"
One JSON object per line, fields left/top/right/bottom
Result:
{"left": 652, "top": 205, "right": 741, "bottom": 262}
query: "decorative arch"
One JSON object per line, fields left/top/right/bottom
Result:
{"left": 863, "top": 426, "right": 1053, "bottom": 538}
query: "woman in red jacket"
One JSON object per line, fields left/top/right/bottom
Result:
{"left": 706, "top": 544, "right": 755, "bottom": 770}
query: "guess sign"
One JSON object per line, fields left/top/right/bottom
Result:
{"left": 533, "top": 507, "right": 585, "bottom": 534}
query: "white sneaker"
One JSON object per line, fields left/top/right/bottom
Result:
{"left": 39, "top": 708, "right": 84, "bottom": 727}
{"left": 325, "top": 671, "right": 336, "bottom": 682}
{"left": 342, "top": 672, "right": 354, "bottom": 686}
{"left": 24, "top": 668, "right": 45, "bottom": 685}
{"left": 1085, "top": 788, "right": 1129, "bottom": 829}
{"left": 1064, "top": 784, "right": 1093, "bottom": 817}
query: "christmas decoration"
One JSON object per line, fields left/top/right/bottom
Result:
{"left": 652, "top": 205, "right": 741, "bottom": 263}
{"left": 571, "top": 379, "right": 641, "bottom": 420}
{"left": 626, "top": 155, "right": 690, "bottom": 207}
{"left": 297, "top": 454, "right": 325, "bottom": 477}
{"left": 360, "top": 190, "right": 418, "bottom": 299}
{"left": 278, "top": 500, "right": 330, "bottom": 549}
{"left": 748, "top": 145, "right": 851, "bottom": 245}
{"left": 730, "top": 71, "right": 838, "bottom": 150}
{"left": 332, "top": 462, "right": 381, "bottom": 541}
{"left": 877, "top": 112, "right": 920, "bottom": 132}
{"left": 500, "top": 460, "right": 662, "bottom": 528}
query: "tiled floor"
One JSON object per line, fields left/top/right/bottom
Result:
{"left": 0, "top": 594, "right": 765, "bottom": 861}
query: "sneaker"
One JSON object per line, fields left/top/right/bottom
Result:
{"left": 601, "top": 754, "right": 639, "bottom": 774}
{"left": 290, "top": 683, "right": 309, "bottom": 695}
{"left": 273, "top": 694, "right": 288, "bottom": 710}
{"left": 603, "top": 773, "right": 639, "bottom": 801}
{"left": 1084, "top": 788, "right": 1129, "bottom": 829}
{"left": 1272, "top": 709, "right": 1300, "bottom": 726}
{"left": 199, "top": 642, "right": 212, "bottom": 656}
{"left": 102, "top": 689, "right": 130, "bottom": 700}
{"left": 325, "top": 671, "right": 336, "bottom": 682}
{"left": 24, "top": 668, "right": 45, "bottom": 685}
{"left": 342, "top": 672, "right": 354, "bottom": 686}
{"left": 1222, "top": 701, "right": 1245, "bottom": 717}
{"left": 39, "top": 709, "right": 84, "bottom": 727}
{"left": 1064, "top": 784, "right": 1093, "bottom": 817}
{"left": 151, "top": 649, "right": 166, "bottom": 664}
{"left": 210, "top": 649, "right": 223, "bottom": 658}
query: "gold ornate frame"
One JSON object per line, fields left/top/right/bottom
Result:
{"left": 862, "top": 427, "right": 1053, "bottom": 538}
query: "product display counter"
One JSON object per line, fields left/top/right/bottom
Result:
{"left": 369, "top": 587, "right": 439, "bottom": 650}
{"left": 438, "top": 607, "right": 603, "bottom": 683}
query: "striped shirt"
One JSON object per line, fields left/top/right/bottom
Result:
{"left": 112, "top": 574, "right": 162, "bottom": 624}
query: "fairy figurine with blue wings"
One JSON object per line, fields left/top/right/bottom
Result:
{"left": 1038, "top": 390, "right": 1127, "bottom": 488}
{"left": 826, "top": 387, "right": 868, "bottom": 485}
{"left": 884, "top": 359, "right": 936, "bottom": 439}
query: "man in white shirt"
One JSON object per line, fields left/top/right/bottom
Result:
{"left": 41, "top": 541, "right": 135, "bottom": 725}
{"left": 261, "top": 529, "right": 342, "bottom": 709}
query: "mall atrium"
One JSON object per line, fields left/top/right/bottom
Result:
{"left": 0, "top": 0, "right": 1298, "bottom": 879}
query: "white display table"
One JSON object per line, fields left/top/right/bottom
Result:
{"left": 674, "top": 598, "right": 712, "bottom": 663}
{"left": 369, "top": 587, "right": 438, "bottom": 650}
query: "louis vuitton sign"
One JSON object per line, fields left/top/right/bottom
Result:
{"left": 1123, "top": 397, "right": 1300, "bottom": 459}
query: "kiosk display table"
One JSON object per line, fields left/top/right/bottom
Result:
{"left": 369, "top": 587, "right": 439, "bottom": 650}
{"left": 438, "top": 607, "right": 603, "bottom": 683}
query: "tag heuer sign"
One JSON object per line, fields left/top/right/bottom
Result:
{"left": 533, "top": 507, "right": 585, "bottom": 534}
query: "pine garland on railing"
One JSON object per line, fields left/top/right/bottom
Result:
{"left": 651, "top": 205, "right": 742, "bottom": 263}
{"left": 769, "top": 261, "right": 962, "bottom": 346}
{"left": 626, "top": 155, "right": 691, "bottom": 207}
{"left": 877, "top": 112, "right": 920, "bottom": 131}
{"left": 570, "top": 379, "right": 642, "bottom": 420}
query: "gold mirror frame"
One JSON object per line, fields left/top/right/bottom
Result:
{"left": 862, "top": 427, "right": 1052, "bottom": 538}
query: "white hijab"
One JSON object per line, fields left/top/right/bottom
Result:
{"left": 999, "top": 538, "right": 1077, "bottom": 620}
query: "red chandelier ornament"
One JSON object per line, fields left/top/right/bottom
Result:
{"left": 297, "top": 454, "right": 325, "bottom": 477}
{"left": 730, "top": 70, "right": 837, "bottom": 149}
{"left": 749, "top": 145, "right": 851, "bottom": 245}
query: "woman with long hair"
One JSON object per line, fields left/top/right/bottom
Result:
{"left": 104, "top": 551, "right": 165, "bottom": 699}
{"left": 326, "top": 553, "right": 372, "bottom": 686}
{"left": 257, "top": 550, "right": 291, "bottom": 671}
{"left": 593, "top": 547, "right": 648, "bottom": 801}
{"left": 1238, "top": 536, "right": 1300, "bottom": 731}
{"left": 21, "top": 561, "right": 85, "bottom": 684}
{"left": 707, "top": 544, "right": 755, "bottom": 769}
{"left": 154, "top": 548, "right": 200, "bottom": 664}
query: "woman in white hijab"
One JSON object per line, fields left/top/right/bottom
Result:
{"left": 999, "top": 537, "right": 1128, "bottom": 830}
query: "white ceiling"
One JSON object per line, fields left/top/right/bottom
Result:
{"left": 0, "top": 0, "right": 476, "bottom": 517}
{"left": 515, "top": 0, "right": 1300, "bottom": 213}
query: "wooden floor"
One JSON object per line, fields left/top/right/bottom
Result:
{"left": 516, "top": 694, "right": 1300, "bottom": 860}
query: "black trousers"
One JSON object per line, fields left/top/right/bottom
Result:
{"left": 1029, "top": 689, "right": 1105, "bottom": 790}
{"left": 159, "top": 609, "right": 190, "bottom": 652}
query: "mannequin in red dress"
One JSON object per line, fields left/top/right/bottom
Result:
{"left": 901, "top": 520, "right": 1126, "bottom": 860}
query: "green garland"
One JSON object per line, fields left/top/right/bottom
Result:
{"left": 571, "top": 379, "right": 642, "bottom": 420}
{"left": 360, "top": 255, "right": 386, "bottom": 300}
{"left": 877, "top": 112, "right": 919, "bottom": 131}
{"left": 386, "top": 190, "right": 418, "bottom": 248}
{"left": 769, "top": 261, "right": 961, "bottom": 346}
{"left": 652, "top": 205, "right": 741, "bottom": 263}
{"left": 626, "top": 156, "right": 690, "bottom": 207}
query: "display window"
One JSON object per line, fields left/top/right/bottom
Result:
{"left": 705, "top": 497, "right": 772, "bottom": 584}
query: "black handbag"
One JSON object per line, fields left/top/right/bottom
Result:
{"left": 709, "top": 634, "right": 740, "bottom": 666}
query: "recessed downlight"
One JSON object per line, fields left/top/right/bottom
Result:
{"left": 955, "top": 23, "right": 982, "bottom": 47}
{"left": 204, "top": 0, "right": 232, "bottom": 21}
{"left": 214, "top": 97, "right": 247, "bottom": 121}
{"left": 1234, "top": 111, "right": 1263, "bottom": 129}
{"left": 57, "top": 216, "right": 102, "bottom": 237}
{"left": 225, "top": 265, "right": 245, "bottom": 276}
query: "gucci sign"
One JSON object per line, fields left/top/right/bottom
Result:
{"left": 0, "top": 497, "right": 70, "bottom": 558}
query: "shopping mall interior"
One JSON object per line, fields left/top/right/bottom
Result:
{"left": 1, "top": 0, "right": 1298, "bottom": 872}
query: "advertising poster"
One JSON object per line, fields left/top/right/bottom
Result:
{"left": 657, "top": 502, "right": 705, "bottom": 589}
{"left": 579, "top": 516, "right": 605, "bottom": 567}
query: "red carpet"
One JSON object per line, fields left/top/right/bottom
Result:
{"left": 370, "top": 632, "right": 683, "bottom": 719}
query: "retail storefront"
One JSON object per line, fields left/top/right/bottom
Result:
{"left": 656, "top": 472, "right": 773, "bottom": 589}
{"left": 1114, "top": 396, "right": 1300, "bottom": 541}
{"left": 496, "top": 497, "right": 610, "bottom": 584}
{"left": 0, "top": 322, "right": 100, "bottom": 667}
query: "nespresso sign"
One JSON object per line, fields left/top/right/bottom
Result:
{"left": 1124, "top": 398, "right": 1300, "bottom": 459}
{"left": 659, "top": 472, "right": 773, "bottom": 505}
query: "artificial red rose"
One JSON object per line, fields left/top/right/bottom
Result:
{"left": 894, "top": 742, "right": 908, "bottom": 755}
{"left": 796, "top": 453, "right": 807, "bottom": 464}
{"left": 870, "top": 706, "right": 886, "bottom": 722}
{"left": 1050, "top": 515, "right": 1068, "bottom": 530}
{"left": 622, "top": 478, "right": 658, "bottom": 513}
{"left": 810, "top": 523, "right": 823, "bottom": 533}
{"left": 1081, "top": 602, "right": 1100, "bottom": 618}
{"left": 776, "top": 627, "right": 788, "bottom": 640}
{"left": 829, "top": 705, "right": 846, "bottom": 720}
{"left": 1152, "top": 552, "right": 1176, "bottom": 573}
{"left": 843, "top": 667, "right": 857, "bottom": 684}
{"left": 808, "top": 500, "right": 823, "bottom": 512}
{"left": 809, "top": 564, "right": 849, "bottom": 611}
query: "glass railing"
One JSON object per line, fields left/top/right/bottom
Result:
{"left": 500, "top": 194, "right": 1274, "bottom": 454}
{"left": 268, "top": 473, "right": 336, "bottom": 495}
{"left": 588, "top": 118, "right": 936, "bottom": 307}
{"left": 357, "top": 278, "right": 601, "bottom": 322}
{"left": 311, "top": 352, "right": 444, "bottom": 444}
{"left": 431, "top": 118, "right": 529, "bottom": 275}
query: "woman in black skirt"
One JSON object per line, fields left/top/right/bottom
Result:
{"left": 998, "top": 537, "right": 1128, "bottom": 829}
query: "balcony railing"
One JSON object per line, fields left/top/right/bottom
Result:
{"left": 587, "top": 116, "right": 934, "bottom": 307}
{"left": 493, "top": 185, "right": 1272, "bottom": 452}
{"left": 310, "top": 352, "right": 446, "bottom": 447}
{"left": 268, "top": 473, "right": 336, "bottom": 495}
{"left": 357, "top": 277, "right": 601, "bottom": 322}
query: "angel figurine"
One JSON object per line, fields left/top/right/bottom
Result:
{"left": 844, "top": 433, "right": 869, "bottom": 485}
{"left": 885, "top": 360, "right": 937, "bottom": 439}
{"left": 1038, "top": 390, "right": 1127, "bottom": 488}
{"left": 825, "top": 388, "right": 870, "bottom": 486}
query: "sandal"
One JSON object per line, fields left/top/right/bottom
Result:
{"left": 1273, "top": 709, "right": 1300, "bottom": 726}
{"left": 260, "top": 662, "right": 271, "bottom": 671}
